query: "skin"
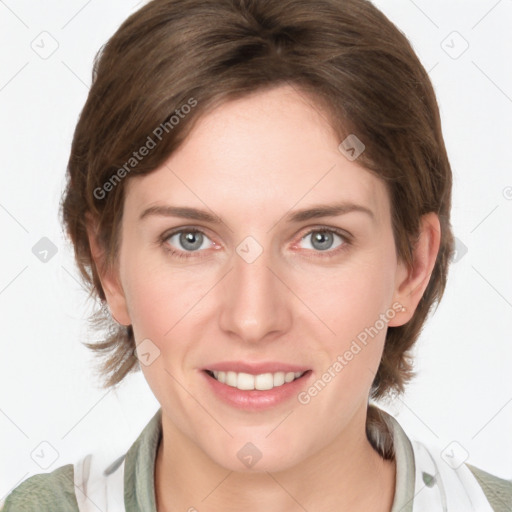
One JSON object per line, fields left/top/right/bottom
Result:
{"left": 88, "top": 84, "right": 440, "bottom": 511}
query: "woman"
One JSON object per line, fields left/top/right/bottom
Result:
{"left": 2, "top": 0, "right": 510, "bottom": 510}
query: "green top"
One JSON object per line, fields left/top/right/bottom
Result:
{"left": 2, "top": 407, "right": 511, "bottom": 511}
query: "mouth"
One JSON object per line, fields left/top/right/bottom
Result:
{"left": 204, "top": 369, "right": 310, "bottom": 391}
{"left": 201, "top": 361, "right": 313, "bottom": 410}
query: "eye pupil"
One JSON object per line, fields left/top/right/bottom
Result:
{"left": 311, "top": 231, "right": 333, "bottom": 251}
{"left": 180, "top": 231, "right": 203, "bottom": 250}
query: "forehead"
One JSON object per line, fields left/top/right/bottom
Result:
{"left": 124, "top": 85, "right": 389, "bottom": 223}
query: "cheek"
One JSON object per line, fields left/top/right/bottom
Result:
{"left": 301, "top": 249, "right": 397, "bottom": 337}
{"left": 124, "top": 275, "right": 170, "bottom": 340}
{"left": 123, "top": 264, "right": 202, "bottom": 408}
{"left": 300, "top": 246, "right": 397, "bottom": 391}
{"left": 121, "top": 253, "right": 212, "bottom": 352}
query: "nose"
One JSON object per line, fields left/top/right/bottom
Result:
{"left": 218, "top": 242, "right": 292, "bottom": 344}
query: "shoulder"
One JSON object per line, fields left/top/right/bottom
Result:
{"left": 0, "top": 464, "right": 78, "bottom": 512}
{"left": 378, "top": 408, "right": 512, "bottom": 512}
{"left": 465, "top": 463, "right": 512, "bottom": 512}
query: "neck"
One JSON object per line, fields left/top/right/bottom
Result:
{"left": 155, "top": 407, "right": 396, "bottom": 512}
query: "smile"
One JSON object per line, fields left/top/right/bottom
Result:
{"left": 206, "top": 370, "right": 306, "bottom": 391}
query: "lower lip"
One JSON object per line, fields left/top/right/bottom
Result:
{"left": 201, "top": 370, "right": 312, "bottom": 411}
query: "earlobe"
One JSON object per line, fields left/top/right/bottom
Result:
{"left": 86, "top": 216, "right": 131, "bottom": 326}
{"left": 388, "top": 212, "right": 441, "bottom": 327}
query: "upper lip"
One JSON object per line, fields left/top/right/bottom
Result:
{"left": 203, "top": 361, "right": 311, "bottom": 374}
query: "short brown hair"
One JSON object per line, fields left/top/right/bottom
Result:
{"left": 61, "top": 0, "right": 454, "bottom": 399}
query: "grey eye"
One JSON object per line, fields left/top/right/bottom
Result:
{"left": 300, "top": 230, "right": 344, "bottom": 252}
{"left": 167, "top": 230, "right": 210, "bottom": 252}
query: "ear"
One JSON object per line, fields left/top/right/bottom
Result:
{"left": 86, "top": 214, "right": 131, "bottom": 326}
{"left": 388, "top": 212, "right": 441, "bottom": 327}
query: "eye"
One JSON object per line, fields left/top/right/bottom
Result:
{"left": 161, "top": 228, "right": 215, "bottom": 259}
{"left": 297, "top": 227, "right": 350, "bottom": 257}
{"left": 160, "top": 226, "right": 351, "bottom": 261}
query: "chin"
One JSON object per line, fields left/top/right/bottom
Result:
{"left": 204, "top": 434, "right": 310, "bottom": 474}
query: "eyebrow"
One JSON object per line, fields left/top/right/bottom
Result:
{"left": 139, "top": 201, "right": 375, "bottom": 224}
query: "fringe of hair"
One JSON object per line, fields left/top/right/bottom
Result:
{"left": 366, "top": 403, "right": 395, "bottom": 460}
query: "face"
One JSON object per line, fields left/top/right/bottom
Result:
{"left": 106, "top": 85, "right": 410, "bottom": 472}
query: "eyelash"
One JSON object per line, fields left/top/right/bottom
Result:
{"left": 159, "top": 225, "right": 352, "bottom": 261}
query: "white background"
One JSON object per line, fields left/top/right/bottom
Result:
{"left": 1, "top": 0, "right": 511, "bottom": 501}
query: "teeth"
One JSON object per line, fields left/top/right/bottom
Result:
{"left": 210, "top": 370, "right": 306, "bottom": 390}
{"left": 273, "top": 372, "right": 285, "bottom": 386}
{"left": 226, "top": 371, "right": 237, "bottom": 387}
